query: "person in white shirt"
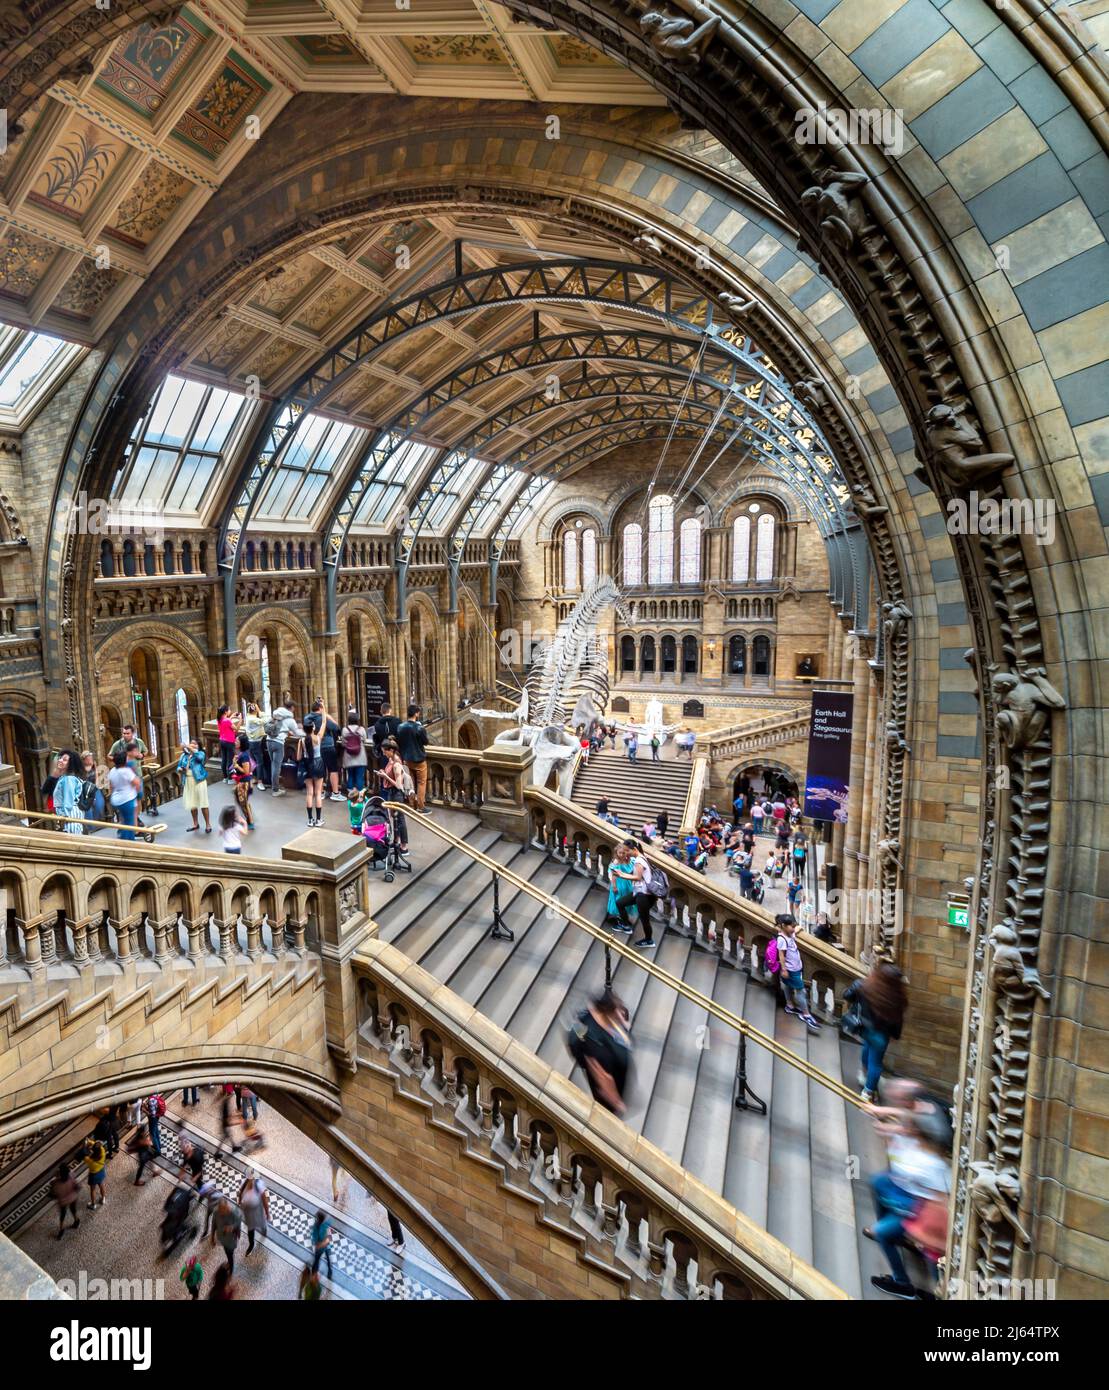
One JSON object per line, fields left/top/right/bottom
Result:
{"left": 626, "top": 838, "right": 658, "bottom": 950}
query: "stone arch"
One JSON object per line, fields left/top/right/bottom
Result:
{"left": 236, "top": 607, "right": 315, "bottom": 708}
{"left": 535, "top": 494, "right": 609, "bottom": 541}
{"left": 335, "top": 596, "right": 389, "bottom": 669}
{"left": 83, "top": 875, "right": 122, "bottom": 922}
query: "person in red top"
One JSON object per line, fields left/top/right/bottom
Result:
{"left": 217, "top": 705, "right": 240, "bottom": 781}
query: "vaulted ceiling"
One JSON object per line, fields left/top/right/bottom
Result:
{"left": 0, "top": 0, "right": 659, "bottom": 339}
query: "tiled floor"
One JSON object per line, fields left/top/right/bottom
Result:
{"left": 4, "top": 1091, "right": 468, "bottom": 1302}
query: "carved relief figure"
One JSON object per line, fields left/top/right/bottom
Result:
{"left": 916, "top": 403, "right": 1014, "bottom": 489}
{"left": 988, "top": 923, "right": 1051, "bottom": 1001}
{"left": 799, "top": 170, "right": 871, "bottom": 253}
{"left": 639, "top": 10, "right": 721, "bottom": 70}
{"left": 991, "top": 667, "right": 1065, "bottom": 750}
{"left": 969, "top": 1161, "right": 1030, "bottom": 1246}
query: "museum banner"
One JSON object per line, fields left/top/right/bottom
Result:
{"left": 803, "top": 691, "right": 854, "bottom": 822}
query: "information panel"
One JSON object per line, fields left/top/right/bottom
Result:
{"left": 803, "top": 691, "right": 855, "bottom": 822}
{"left": 361, "top": 669, "right": 391, "bottom": 720}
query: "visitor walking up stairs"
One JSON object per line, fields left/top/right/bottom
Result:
{"left": 374, "top": 819, "right": 888, "bottom": 1299}
{"left": 572, "top": 746, "right": 694, "bottom": 834}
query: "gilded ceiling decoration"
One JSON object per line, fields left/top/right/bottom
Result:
{"left": 295, "top": 276, "right": 363, "bottom": 333}
{"left": 547, "top": 36, "right": 612, "bottom": 66}
{"left": 0, "top": 229, "right": 59, "bottom": 300}
{"left": 245, "top": 255, "right": 325, "bottom": 316}
{"left": 173, "top": 54, "right": 271, "bottom": 159}
{"left": 285, "top": 35, "right": 370, "bottom": 67}
{"left": 194, "top": 318, "right": 262, "bottom": 371}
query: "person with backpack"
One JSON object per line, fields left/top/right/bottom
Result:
{"left": 769, "top": 915, "right": 821, "bottom": 1033}
{"left": 243, "top": 702, "right": 267, "bottom": 788}
{"left": 792, "top": 828, "right": 808, "bottom": 873}
{"left": 376, "top": 742, "right": 411, "bottom": 851}
{"left": 626, "top": 837, "right": 660, "bottom": 950}
{"left": 751, "top": 799, "right": 764, "bottom": 836}
{"left": 396, "top": 705, "right": 429, "bottom": 810}
{"left": 844, "top": 961, "right": 908, "bottom": 1101}
{"left": 52, "top": 1162, "right": 81, "bottom": 1238}
{"left": 145, "top": 1092, "right": 166, "bottom": 1155}
{"left": 83, "top": 1133, "right": 108, "bottom": 1209}
{"left": 649, "top": 733, "right": 661, "bottom": 762}
{"left": 51, "top": 750, "right": 86, "bottom": 834}
{"left": 738, "top": 851, "right": 756, "bottom": 899}
{"left": 341, "top": 710, "right": 368, "bottom": 791}
{"left": 787, "top": 874, "right": 806, "bottom": 918}
{"left": 372, "top": 702, "right": 401, "bottom": 768}
{"left": 567, "top": 989, "right": 632, "bottom": 1115}
{"left": 177, "top": 738, "right": 211, "bottom": 834}
{"left": 79, "top": 750, "right": 107, "bottom": 828}
{"left": 265, "top": 703, "right": 302, "bottom": 796}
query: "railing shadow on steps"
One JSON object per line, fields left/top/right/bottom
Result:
{"left": 351, "top": 935, "right": 847, "bottom": 1301}
{"left": 523, "top": 786, "right": 866, "bottom": 1019}
{"left": 400, "top": 802, "right": 866, "bottom": 1110}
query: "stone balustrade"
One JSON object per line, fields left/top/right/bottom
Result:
{"left": 0, "top": 822, "right": 361, "bottom": 986}
{"left": 523, "top": 786, "right": 865, "bottom": 1019}
{"left": 703, "top": 709, "right": 811, "bottom": 762}
{"left": 353, "top": 937, "right": 844, "bottom": 1301}
{"left": 424, "top": 746, "right": 484, "bottom": 810}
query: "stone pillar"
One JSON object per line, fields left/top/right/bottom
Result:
{"left": 856, "top": 670, "right": 880, "bottom": 954}
{"left": 281, "top": 831, "right": 376, "bottom": 1073}
{"left": 478, "top": 742, "right": 535, "bottom": 842}
{"left": 842, "top": 651, "right": 869, "bottom": 906}
{"left": 442, "top": 610, "right": 460, "bottom": 740}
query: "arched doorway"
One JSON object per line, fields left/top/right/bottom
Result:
{"left": 128, "top": 647, "right": 162, "bottom": 758}
{"left": 457, "top": 720, "right": 481, "bottom": 750}
{"left": 0, "top": 713, "right": 43, "bottom": 810}
{"left": 732, "top": 764, "right": 800, "bottom": 806}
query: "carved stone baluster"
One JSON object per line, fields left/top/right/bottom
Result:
{"left": 20, "top": 920, "right": 43, "bottom": 977}
{"left": 153, "top": 916, "right": 173, "bottom": 966}
{"left": 39, "top": 915, "right": 58, "bottom": 967}
{"left": 441, "top": 1065, "right": 459, "bottom": 1105}
{"left": 186, "top": 916, "right": 203, "bottom": 961}
{"left": 128, "top": 914, "right": 145, "bottom": 959}
{"left": 70, "top": 918, "right": 90, "bottom": 971}
{"left": 217, "top": 917, "right": 233, "bottom": 960}
{"left": 246, "top": 915, "right": 262, "bottom": 960}
{"left": 290, "top": 917, "right": 307, "bottom": 954}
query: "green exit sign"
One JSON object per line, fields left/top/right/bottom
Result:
{"left": 948, "top": 904, "right": 970, "bottom": 928}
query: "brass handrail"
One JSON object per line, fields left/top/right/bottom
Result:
{"left": 403, "top": 808, "right": 866, "bottom": 1109}
{"left": 0, "top": 805, "right": 167, "bottom": 836}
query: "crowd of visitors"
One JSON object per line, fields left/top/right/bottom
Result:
{"left": 58, "top": 1083, "right": 409, "bottom": 1300}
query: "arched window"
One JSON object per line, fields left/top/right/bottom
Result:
{"left": 648, "top": 495, "right": 673, "bottom": 585}
{"left": 622, "top": 523, "right": 643, "bottom": 586}
{"left": 562, "top": 529, "right": 579, "bottom": 591}
{"left": 174, "top": 687, "right": 190, "bottom": 745}
{"left": 729, "top": 634, "right": 746, "bottom": 674}
{"left": 753, "top": 634, "right": 771, "bottom": 677}
{"left": 641, "top": 635, "right": 656, "bottom": 673}
{"left": 679, "top": 517, "right": 701, "bottom": 582}
{"left": 581, "top": 528, "right": 597, "bottom": 587}
{"left": 99, "top": 539, "right": 114, "bottom": 578}
{"left": 661, "top": 635, "right": 677, "bottom": 673}
{"left": 731, "top": 516, "right": 750, "bottom": 582}
{"left": 128, "top": 647, "right": 161, "bottom": 756}
{"left": 181, "top": 540, "right": 193, "bottom": 574}
{"left": 682, "top": 635, "right": 699, "bottom": 674}
{"left": 260, "top": 639, "right": 272, "bottom": 714}
{"left": 755, "top": 513, "right": 776, "bottom": 581}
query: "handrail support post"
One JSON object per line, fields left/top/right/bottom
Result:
{"left": 733, "top": 1031, "right": 768, "bottom": 1115}
{"left": 490, "top": 870, "right": 514, "bottom": 941}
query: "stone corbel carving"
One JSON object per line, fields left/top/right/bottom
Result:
{"left": 633, "top": 231, "right": 664, "bottom": 255}
{"left": 719, "top": 291, "right": 755, "bottom": 320}
{"left": 794, "top": 378, "right": 828, "bottom": 413}
{"left": 991, "top": 666, "right": 1065, "bottom": 750}
{"left": 851, "top": 483, "right": 888, "bottom": 519}
{"left": 799, "top": 170, "right": 872, "bottom": 254}
{"left": 988, "top": 923, "right": 1051, "bottom": 1002}
{"left": 881, "top": 600, "right": 912, "bottom": 644}
{"left": 914, "top": 403, "right": 1014, "bottom": 489}
{"left": 884, "top": 721, "right": 910, "bottom": 756}
{"left": 876, "top": 837, "right": 902, "bottom": 871}
{"left": 639, "top": 10, "right": 721, "bottom": 70}
{"left": 969, "top": 1161, "right": 1030, "bottom": 1246}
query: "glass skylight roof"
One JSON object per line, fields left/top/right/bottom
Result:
{"left": 0, "top": 325, "right": 84, "bottom": 424}
{"left": 350, "top": 437, "right": 438, "bottom": 528}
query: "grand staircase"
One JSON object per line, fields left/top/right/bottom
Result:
{"left": 571, "top": 747, "right": 694, "bottom": 834}
{"left": 374, "top": 819, "right": 888, "bottom": 1298}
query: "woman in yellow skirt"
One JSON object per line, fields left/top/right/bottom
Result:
{"left": 177, "top": 739, "right": 212, "bottom": 833}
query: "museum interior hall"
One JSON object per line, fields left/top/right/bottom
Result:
{"left": 0, "top": 0, "right": 1105, "bottom": 1307}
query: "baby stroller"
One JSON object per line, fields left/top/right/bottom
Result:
{"left": 160, "top": 1185, "right": 197, "bottom": 1257}
{"left": 749, "top": 876, "right": 766, "bottom": 905}
{"left": 361, "top": 798, "right": 411, "bottom": 883}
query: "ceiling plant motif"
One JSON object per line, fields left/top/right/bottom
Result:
{"left": 31, "top": 119, "right": 128, "bottom": 218}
